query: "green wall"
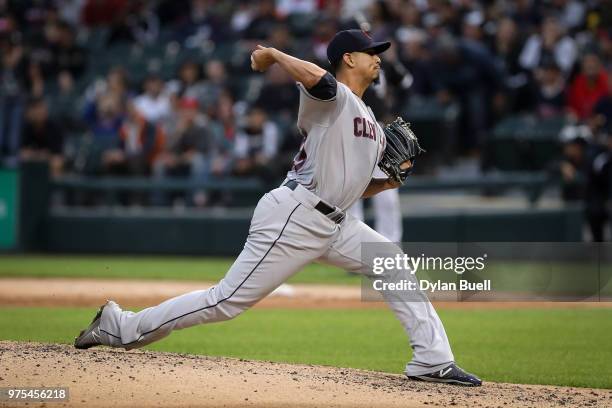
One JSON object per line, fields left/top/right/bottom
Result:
{"left": 42, "top": 208, "right": 583, "bottom": 256}
{"left": 0, "top": 169, "right": 19, "bottom": 250}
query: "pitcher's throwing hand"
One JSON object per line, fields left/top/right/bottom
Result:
{"left": 251, "top": 45, "right": 276, "bottom": 72}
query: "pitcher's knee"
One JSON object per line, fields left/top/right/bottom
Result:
{"left": 212, "top": 279, "right": 260, "bottom": 321}
{"left": 215, "top": 299, "right": 253, "bottom": 321}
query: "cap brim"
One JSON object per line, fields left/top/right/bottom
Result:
{"left": 362, "top": 41, "right": 391, "bottom": 55}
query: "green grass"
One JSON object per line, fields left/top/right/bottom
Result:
{"left": 2, "top": 256, "right": 610, "bottom": 298}
{"left": 1, "top": 306, "right": 611, "bottom": 389}
{"left": 0, "top": 255, "right": 353, "bottom": 285}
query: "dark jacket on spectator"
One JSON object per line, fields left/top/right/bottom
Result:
{"left": 21, "top": 119, "right": 64, "bottom": 155}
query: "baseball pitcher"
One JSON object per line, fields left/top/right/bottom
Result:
{"left": 75, "top": 30, "right": 481, "bottom": 386}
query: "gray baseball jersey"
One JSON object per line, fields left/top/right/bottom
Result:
{"left": 286, "top": 81, "right": 386, "bottom": 210}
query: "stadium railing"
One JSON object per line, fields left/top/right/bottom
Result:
{"left": 50, "top": 171, "right": 551, "bottom": 206}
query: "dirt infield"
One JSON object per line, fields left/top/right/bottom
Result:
{"left": 1, "top": 341, "right": 610, "bottom": 408}
{"left": 1, "top": 278, "right": 611, "bottom": 310}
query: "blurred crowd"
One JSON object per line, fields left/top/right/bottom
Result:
{"left": 0, "top": 0, "right": 611, "bottom": 210}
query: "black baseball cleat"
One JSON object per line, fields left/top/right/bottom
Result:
{"left": 407, "top": 363, "right": 482, "bottom": 386}
{"left": 74, "top": 303, "right": 107, "bottom": 349}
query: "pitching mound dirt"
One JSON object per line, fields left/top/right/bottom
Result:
{"left": 1, "top": 341, "right": 610, "bottom": 408}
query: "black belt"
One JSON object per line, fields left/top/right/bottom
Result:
{"left": 284, "top": 180, "right": 345, "bottom": 224}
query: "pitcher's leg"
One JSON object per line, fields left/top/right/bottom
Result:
{"left": 318, "top": 216, "right": 454, "bottom": 375}
{"left": 100, "top": 244, "right": 307, "bottom": 349}
{"left": 372, "top": 188, "right": 403, "bottom": 242}
{"left": 99, "top": 192, "right": 330, "bottom": 349}
{"left": 378, "top": 272, "right": 455, "bottom": 375}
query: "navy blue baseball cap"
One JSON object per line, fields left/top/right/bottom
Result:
{"left": 327, "top": 29, "right": 391, "bottom": 66}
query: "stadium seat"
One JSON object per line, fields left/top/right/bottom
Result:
{"left": 401, "top": 97, "right": 459, "bottom": 171}
{"left": 488, "top": 115, "right": 565, "bottom": 171}
{"left": 77, "top": 28, "right": 110, "bottom": 51}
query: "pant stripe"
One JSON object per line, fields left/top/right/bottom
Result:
{"left": 103, "top": 203, "right": 302, "bottom": 347}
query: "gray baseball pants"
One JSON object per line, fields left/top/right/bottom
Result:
{"left": 98, "top": 183, "right": 454, "bottom": 375}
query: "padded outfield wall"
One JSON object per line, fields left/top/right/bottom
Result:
{"left": 14, "top": 163, "right": 583, "bottom": 255}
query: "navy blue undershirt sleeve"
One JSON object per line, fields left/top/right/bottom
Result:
{"left": 306, "top": 72, "right": 337, "bottom": 101}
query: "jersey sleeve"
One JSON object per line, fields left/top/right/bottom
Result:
{"left": 296, "top": 72, "right": 349, "bottom": 127}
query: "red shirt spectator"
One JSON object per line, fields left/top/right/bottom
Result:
{"left": 567, "top": 53, "right": 609, "bottom": 120}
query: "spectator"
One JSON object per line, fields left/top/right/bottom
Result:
{"left": 26, "top": 61, "right": 46, "bottom": 98}
{"left": 230, "top": 1, "right": 255, "bottom": 34}
{"left": 54, "top": 21, "right": 86, "bottom": 81}
{"left": 366, "top": 41, "right": 412, "bottom": 117}
{"left": 558, "top": 126, "right": 592, "bottom": 201}
{"left": 199, "top": 59, "right": 229, "bottom": 111}
{"left": 82, "top": 92, "right": 125, "bottom": 174}
{"left": 243, "top": 0, "right": 282, "bottom": 41}
{"left": 592, "top": 69, "right": 612, "bottom": 136}
{"left": 153, "top": 98, "right": 216, "bottom": 206}
{"left": 20, "top": 97, "right": 64, "bottom": 177}
{"left": 431, "top": 34, "right": 504, "bottom": 153}
{"left": 490, "top": 17, "right": 530, "bottom": 114}
{"left": 0, "top": 24, "right": 26, "bottom": 167}
{"left": 429, "top": 0, "right": 462, "bottom": 35}
{"left": 365, "top": 0, "right": 396, "bottom": 42}
{"left": 51, "top": 68, "right": 83, "bottom": 132}
{"left": 519, "top": 16, "right": 577, "bottom": 76}
{"left": 129, "top": 2, "right": 160, "bottom": 46}
{"left": 462, "top": 10, "right": 485, "bottom": 45}
{"left": 490, "top": 18, "right": 524, "bottom": 71}
{"left": 598, "top": 30, "right": 612, "bottom": 69}
{"left": 182, "top": 0, "right": 229, "bottom": 46}
{"left": 531, "top": 59, "right": 566, "bottom": 118}
{"left": 233, "top": 107, "right": 279, "bottom": 180}
{"left": 398, "top": 28, "right": 436, "bottom": 98}
{"left": 28, "top": 16, "right": 60, "bottom": 79}
{"left": 102, "top": 103, "right": 164, "bottom": 177}
{"left": 267, "top": 24, "right": 293, "bottom": 52}
{"left": 396, "top": 1, "right": 421, "bottom": 37}
{"left": 585, "top": 133, "right": 611, "bottom": 241}
{"left": 85, "top": 66, "right": 131, "bottom": 110}
{"left": 422, "top": 13, "right": 445, "bottom": 42}
{"left": 254, "top": 64, "right": 299, "bottom": 121}
{"left": 510, "top": 0, "right": 542, "bottom": 32}
{"left": 199, "top": 91, "right": 236, "bottom": 196}
{"left": 107, "top": 2, "right": 159, "bottom": 46}
{"left": 133, "top": 74, "right": 172, "bottom": 125}
{"left": 310, "top": 17, "right": 338, "bottom": 66}
{"left": 167, "top": 60, "right": 207, "bottom": 106}
{"left": 551, "top": 0, "right": 586, "bottom": 32}
{"left": 567, "top": 52, "right": 609, "bottom": 120}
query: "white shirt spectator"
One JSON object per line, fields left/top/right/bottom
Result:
{"left": 519, "top": 34, "right": 577, "bottom": 75}
{"left": 133, "top": 92, "right": 171, "bottom": 125}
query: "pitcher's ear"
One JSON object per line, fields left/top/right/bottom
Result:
{"left": 342, "top": 53, "right": 355, "bottom": 69}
